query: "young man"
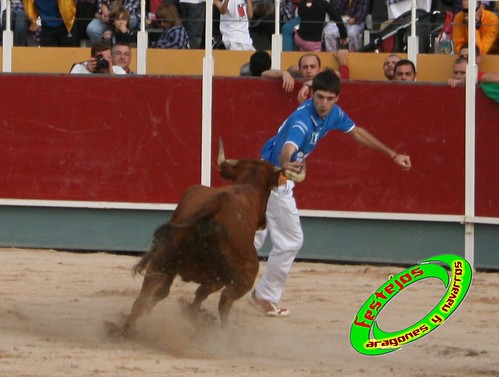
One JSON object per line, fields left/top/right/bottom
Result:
{"left": 394, "top": 59, "right": 417, "bottom": 82}
{"left": 249, "top": 69, "right": 411, "bottom": 317}
{"left": 295, "top": 52, "right": 349, "bottom": 103}
{"left": 70, "top": 40, "right": 126, "bottom": 74}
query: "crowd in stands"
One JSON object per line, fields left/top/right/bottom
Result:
{"left": 0, "top": 0, "right": 497, "bottom": 98}
{"left": 1, "top": 0, "right": 497, "bottom": 52}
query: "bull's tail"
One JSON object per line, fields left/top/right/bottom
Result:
{"left": 132, "top": 192, "right": 228, "bottom": 275}
{"left": 132, "top": 223, "right": 173, "bottom": 275}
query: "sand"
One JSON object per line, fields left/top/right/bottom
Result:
{"left": 0, "top": 248, "right": 497, "bottom": 377}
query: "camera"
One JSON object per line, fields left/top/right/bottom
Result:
{"left": 94, "top": 54, "right": 109, "bottom": 73}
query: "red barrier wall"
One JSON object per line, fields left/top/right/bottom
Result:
{"left": 0, "top": 74, "right": 497, "bottom": 217}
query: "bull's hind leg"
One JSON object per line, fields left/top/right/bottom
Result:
{"left": 218, "top": 279, "right": 255, "bottom": 327}
{"left": 187, "top": 281, "right": 225, "bottom": 319}
{"left": 121, "top": 270, "right": 174, "bottom": 336}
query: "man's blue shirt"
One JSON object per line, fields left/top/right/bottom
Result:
{"left": 261, "top": 99, "right": 355, "bottom": 167}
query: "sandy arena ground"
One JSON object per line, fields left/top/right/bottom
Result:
{"left": 0, "top": 248, "right": 497, "bottom": 377}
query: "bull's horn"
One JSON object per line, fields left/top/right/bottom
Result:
{"left": 217, "top": 137, "right": 238, "bottom": 166}
{"left": 217, "top": 137, "right": 226, "bottom": 166}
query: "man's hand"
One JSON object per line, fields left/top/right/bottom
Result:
{"left": 86, "top": 57, "right": 98, "bottom": 73}
{"left": 282, "top": 71, "right": 295, "bottom": 92}
{"left": 297, "top": 81, "right": 311, "bottom": 103}
{"left": 102, "top": 30, "right": 112, "bottom": 40}
{"left": 448, "top": 78, "right": 464, "bottom": 88}
{"left": 393, "top": 154, "right": 411, "bottom": 170}
{"left": 334, "top": 49, "right": 348, "bottom": 66}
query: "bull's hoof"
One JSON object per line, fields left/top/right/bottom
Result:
{"left": 104, "top": 320, "right": 121, "bottom": 337}
{"left": 177, "top": 297, "right": 218, "bottom": 324}
{"left": 103, "top": 320, "right": 136, "bottom": 339}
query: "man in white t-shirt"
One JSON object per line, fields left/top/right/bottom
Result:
{"left": 214, "top": 0, "right": 254, "bottom": 50}
{"left": 70, "top": 40, "right": 126, "bottom": 74}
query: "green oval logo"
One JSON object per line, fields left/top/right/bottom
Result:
{"left": 350, "top": 254, "right": 472, "bottom": 356}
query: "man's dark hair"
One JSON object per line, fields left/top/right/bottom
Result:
{"left": 394, "top": 59, "right": 416, "bottom": 75}
{"left": 459, "top": 43, "right": 480, "bottom": 57}
{"left": 311, "top": 69, "right": 341, "bottom": 95}
{"left": 91, "top": 40, "right": 112, "bottom": 57}
{"left": 249, "top": 50, "right": 272, "bottom": 76}
{"left": 454, "top": 56, "right": 468, "bottom": 65}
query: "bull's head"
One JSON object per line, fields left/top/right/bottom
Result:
{"left": 217, "top": 137, "right": 306, "bottom": 183}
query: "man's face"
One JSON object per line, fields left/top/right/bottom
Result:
{"left": 383, "top": 55, "right": 401, "bottom": 80}
{"left": 311, "top": 90, "right": 338, "bottom": 118}
{"left": 394, "top": 65, "right": 416, "bottom": 81}
{"left": 299, "top": 56, "right": 321, "bottom": 82}
{"left": 459, "top": 47, "right": 482, "bottom": 64}
{"left": 99, "top": 49, "right": 112, "bottom": 62}
{"left": 453, "top": 62, "right": 467, "bottom": 80}
{"left": 112, "top": 46, "right": 131, "bottom": 70}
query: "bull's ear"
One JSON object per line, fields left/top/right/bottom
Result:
{"left": 219, "top": 161, "right": 239, "bottom": 181}
{"left": 283, "top": 161, "right": 306, "bottom": 183}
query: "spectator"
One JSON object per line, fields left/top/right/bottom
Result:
{"left": 87, "top": 0, "right": 140, "bottom": 43}
{"left": 393, "top": 59, "right": 416, "bottom": 81}
{"left": 251, "top": 0, "right": 296, "bottom": 44}
{"left": 22, "top": 0, "right": 78, "bottom": 46}
{"left": 1, "top": 0, "right": 29, "bottom": 46}
{"left": 76, "top": 0, "right": 97, "bottom": 44}
{"left": 459, "top": 43, "right": 486, "bottom": 81}
{"left": 383, "top": 54, "right": 401, "bottom": 80}
{"left": 294, "top": 0, "right": 347, "bottom": 52}
{"left": 103, "top": 6, "right": 136, "bottom": 46}
{"left": 249, "top": 68, "right": 411, "bottom": 317}
{"left": 323, "top": 0, "right": 370, "bottom": 52}
{"left": 179, "top": 0, "right": 205, "bottom": 49}
{"left": 111, "top": 41, "right": 134, "bottom": 73}
{"left": 448, "top": 56, "right": 468, "bottom": 87}
{"left": 294, "top": 51, "right": 349, "bottom": 103}
{"left": 287, "top": 52, "right": 322, "bottom": 81}
{"left": 452, "top": 0, "right": 498, "bottom": 55}
{"left": 86, "top": 0, "right": 110, "bottom": 43}
{"left": 282, "top": 16, "right": 300, "bottom": 51}
{"left": 152, "top": 3, "right": 189, "bottom": 49}
{"left": 70, "top": 39, "right": 126, "bottom": 74}
{"left": 214, "top": 0, "right": 254, "bottom": 51}
{"left": 244, "top": 50, "right": 295, "bottom": 92}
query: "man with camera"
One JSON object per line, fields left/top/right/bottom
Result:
{"left": 70, "top": 40, "right": 126, "bottom": 74}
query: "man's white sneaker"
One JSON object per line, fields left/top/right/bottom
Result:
{"left": 248, "top": 290, "right": 290, "bottom": 317}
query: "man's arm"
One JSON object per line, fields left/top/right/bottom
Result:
{"left": 349, "top": 126, "right": 411, "bottom": 170}
{"left": 481, "top": 72, "right": 499, "bottom": 82}
{"left": 214, "top": 0, "right": 229, "bottom": 15}
{"left": 261, "top": 69, "right": 295, "bottom": 92}
{"left": 278, "top": 143, "right": 303, "bottom": 172}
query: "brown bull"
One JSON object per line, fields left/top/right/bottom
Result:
{"left": 118, "top": 139, "right": 304, "bottom": 334}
